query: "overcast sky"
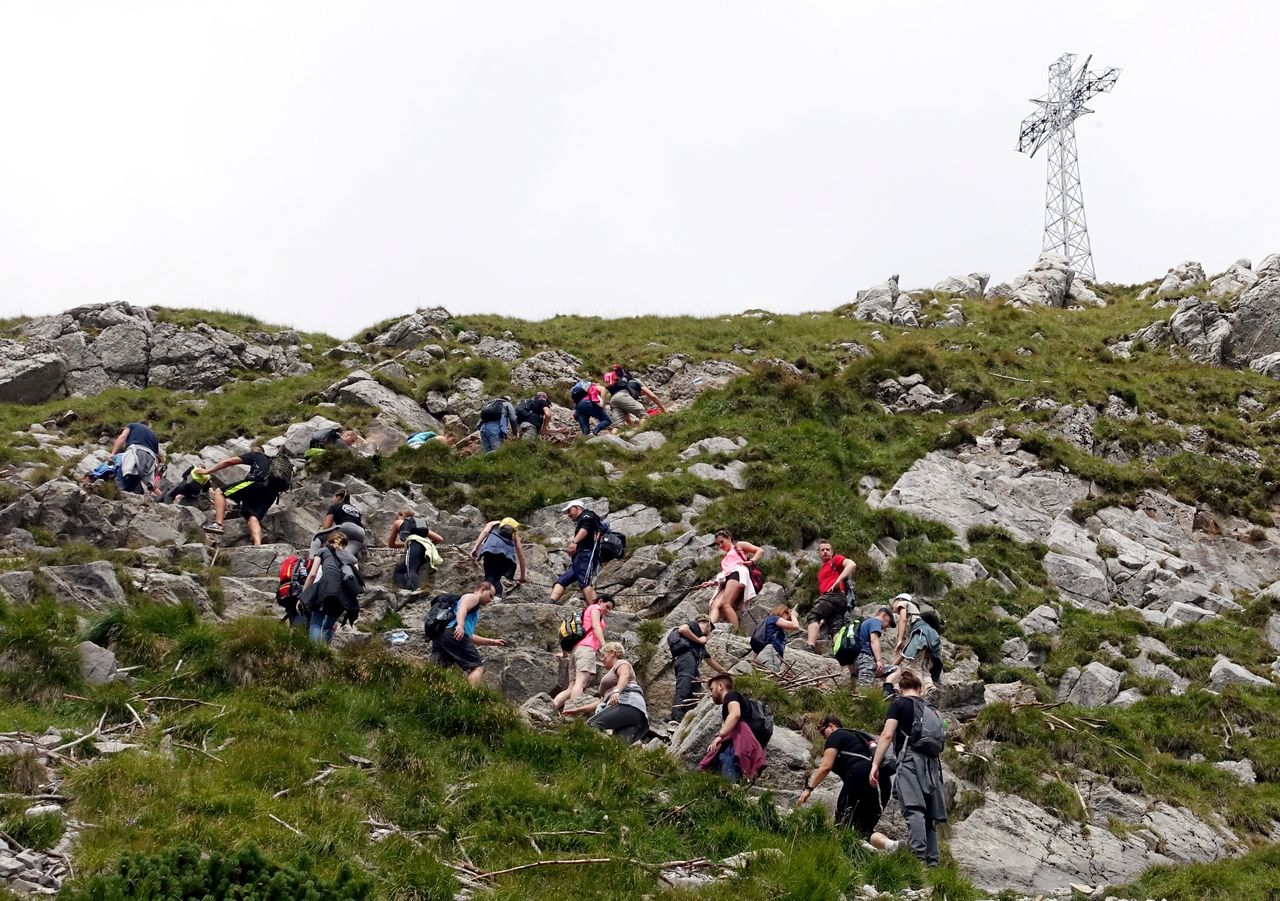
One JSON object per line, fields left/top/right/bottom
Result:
{"left": 2, "top": 2, "right": 1277, "bottom": 336}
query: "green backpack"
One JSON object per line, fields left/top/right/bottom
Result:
{"left": 831, "top": 623, "right": 860, "bottom": 665}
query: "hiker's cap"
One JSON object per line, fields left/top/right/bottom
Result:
{"left": 876, "top": 606, "right": 894, "bottom": 617}
{"left": 561, "top": 500, "right": 585, "bottom": 513}
{"left": 892, "top": 592, "right": 914, "bottom": 604}
{"left": 500, "top": 516, "right": 520, "bottom": 530}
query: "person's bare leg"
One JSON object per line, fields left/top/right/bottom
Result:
{"left": 807, "top": 621, "right": 821, "bottom": 647}
{"left": 212, "top": 489, "right": 227, "bottom": 525}
{"left": 467, "top": 666, "right": 485, "bottom": 688}
{"left": 869, "top": 832, "right": 893, "bottom": 850}
{"left": 722, "top": 583, "right": 744, "bottom": 629}
{"left": 582, "top": 584, "right": 597, "bottom": 604}
{"left": 550, "top": 583, "right": 566, "bottom": 602}
{"left": 553, "top": 670, "right": 591, "bottom": 710}
{"left": 246, "top": 515, "right": 263, "bottom": 546}
{"left": 708, "top": 589, "right": 724, "bottom": 624}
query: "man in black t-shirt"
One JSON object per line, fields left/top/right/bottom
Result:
{"left": 795, "top": 715, "right": 898, "bottom": 850}
{"left": 515, "top": 393, "right": 553, "bottom": 440}
{"left": 666, "top": 614, "right": 730, "bottom": 724}
{"left": 197, "top": 445, "right": 282, "bottom": 546}
{"left": 549, "top": 500, "right": 603, "bottom": 605}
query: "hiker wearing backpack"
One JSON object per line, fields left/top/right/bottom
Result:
{"left": 805, "top": 541, "right": 856, "bottom": 651}
{"left": 750, "top": 604, "right": 802, "bottom": 673}
{"left": 549, "top": 501, "right": 604, "bottom": 606}
{"left": 298, "top": 531, "right": 363, "bottom": 644}
{"left": 469, "top": 518, "right": 527, "bottom": 599}
{"left": 701, "top": 530, "right": 764, "bottom": 631}
{"left": 388, "top": 509, "right": 445, "bottom": 591}
{"left": 478, "top": 397, "right": 517, "bottom": 453}
{"left": 562, "top": 641, "right": 649, "bottom": 744}
{"left": 514, "top": 392, "right": 553, "bottom": 440}
{"left": 553, "top": 595, "right": 614, "bottom": 712}
{"left": 700, "top": 674, "right": 769, "bottom": 783}
{"left": 847, "top": 607, "right": 896, "bottom": 697}
{"left": 111, "top": 420, "right": 163, "bottom": 495}
{"left": 198, "top": 446, "right": 290, "bottom": 546}
{"left": 430, "top": 581, "right": 504, "bottom": 687}
{"left": 160, "top": 464, "right": 212, "bottom": 505}
{"left": 570, "top": 381, "right": 613, "bottom": 436}
{"left": 796, "top": 715, "right": 898, "bottom": 853}
{"left": 666, "top": 614, "right": 730, "bottom": 724}
{"left": 870, "top": 670, "right": 948, "bottom": 867}
{"left": 275, "top": 554, "right": 311, "bottom": 629}
{"left": 310, "top": 489, "right": 368, "bottom": 558}
{"left": 889, "top": 593, "right": 945, "bottom": 697}
{"left": 603, "top": 365, "right": 667, "bottom": 425}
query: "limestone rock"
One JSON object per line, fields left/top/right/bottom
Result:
{"left": 1208, "top": 258, "right": 1257, "bottom": 298}
{"left": 475, "top": 336, "right": 522, "bottom": 362}
{"left": 991, "top": 253, "right": 1074, "bottom": 309}
{"left": 78, "top": 641, "right": 119, "bottom": 685}
{"left": 933, "top": 272, "right": 989, "bottom": 298}
{"left": 0, "top": 342, "right": 67, "bottom": 404}
{"left": 851, "top": 274, "right": 900, "bottom": 323}
{"left": 587, "top": 431, "right": 667, "bottom": 454}
{"left": 510, "top": 350, "right": 585, "bottom": 389}
{"left": 1167, "top": 297, "right": 1232, "bottom": 364}
{"left": 324, "top": 371, "right": 442, "bottom": 433}
{"left": 371, "top": 309, "right": 449, "bottom": 348}
{"left": 1229, "top": 275, "right": 1280, "bottom": 363}
{"left": 686, "top": 460, "right": 748, "bottom": 490}
{"left": 1208, "top": 657, "right": 1273, "bottom": 692}
{"left": 679, "top": 436, "right": 746, "bottom": 461}
{"left": 640, "top": 355, "right": 745, "bottom": 412}
{"left": 41, "top": 561, "right": 126, "bottom": 611}
{"left": 1213, "top": 758, "right": 1257, "bottom": 785}
{"left": 1057, "top": 662, "right": 1122, "bottom": 707}
{"left": 1157, "top": 260, "right": 1207, "bottom": 294}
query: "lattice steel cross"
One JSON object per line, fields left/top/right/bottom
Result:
{"left": 1017, "top": 53, "right": 1120, "bottom": 281}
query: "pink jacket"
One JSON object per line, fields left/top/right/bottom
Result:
{"left": 698, "top": 720, "right": 767, "bottom": 781}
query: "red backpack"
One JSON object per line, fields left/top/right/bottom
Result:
{"left": 276, "top": 555, "right": 309, "bottom": 608}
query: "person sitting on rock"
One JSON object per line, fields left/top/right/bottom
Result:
{"left": 160, "top": 464, "right": 212, "bottom": 505}
{"left": 562, "top": 641, "right": 649, "bottom": 744}
{"left": 570, "top": 381, "right": 613, "bottom": 436}
{"left": 553, "top": 594, "right": 614, "bottom": 712}
{"left": 406, "top": 430, "right": 453, "bottom": 449}
{"left": 699, "top": 674, "right": 767, "bottom": 784}
{"left": 431, "top": 581, "right": 504, "bottom": 688}
{"left": 549, "top": 500, "right": 603, "bottom": 606}
{"left": 299, "top": 531, "right": 363, "bottom": 645}
{"left": 701, "top": 529, "right": 764, "bottom": 632}
{"left": 310, "top": 488, "right": 368, "bottom": 558}
{"left": 514, "top": 392, "right": 552, "bottom": 440}
{"left": 666, "top": 613, "right": 730, "bottom": 725}
{"left": 805, "top": 540, "right": 856, "bottom": 651}
{"left": 198, "top": 446, "right": 283, "bottom": 546}
{"left": 870, "top": 670, "right": 948, "bottom": 867}
{"left": 81, "top": 455, "right": 121, "bottom": 487}
{"left": 469, "top": 517, "right": 526, "bottom": 598}
{"left": 795, "top": 715, "right": 898, "bottom": 854}
{"left": 388, "top": 508, "right": 444, "bottom": 591}
{"left": 603, "top": 365, "right": 667, "bottom": 425}
{"left": 750, "top": 603, "right": 802, "bottom": 672}
{"left": 112, "top": 419, "right": 162, "bottom": 495}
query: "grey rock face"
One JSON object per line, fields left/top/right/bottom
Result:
{"left": 1157, "top": 260, "right": 1207, "bottom": 294}
{"left": 933, "top": 272, "right": 989, "bottom": 298}
{"left": 370, "top": 308, "right": 449, "bottom": 348}
{"left": 990, "top": 253, "right": 1075, "bottom": 309}
{"left": 1057, "top": 662, "right": 1122, "bottom": 707}
{"left": 0, "top": 341, "right": 68, "bottom": 403}
{"left": 78, "top": 641, "right": 119, "bottom": 685}
{"left": 851, "top": 274, "right": 901, "bottom": 323}
{"left": 678, "top": 436, "right": 746, "bottom": 460}
{"left": 639, "top": 355, "right": 745, "bottom": 412}
{"left": 41, "top": 561, "right": 127, "bottom": 611}
{"left": 510, "top": 350, "right": 585, "bottom": 388}
{"left": 324, "top": 371, "right": 442, "bottom": 433}
{"left": 1208, "top": 657, "right": 1273, "bottom": 692}
{"left": 686, "top": 460, "right": 748, "bottom": 490}
{"left": 1208, "top": 258, "right": 1257, "bottom": 298}
{"left": 1229, "top": 275, "right": 1280, "bottom": 362}
{"left": 1167, "top": 297, "right": 1232, "bottom": 364}
{"left": 475, "top": 336, "right": 522, "bottom": 362}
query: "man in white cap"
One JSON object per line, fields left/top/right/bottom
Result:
{"left": 549, "top": 500, "right": 603, "bottom": 605}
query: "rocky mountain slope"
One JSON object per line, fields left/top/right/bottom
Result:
{"left": 2, "top": 253, "right": 1280, "bottom": 900}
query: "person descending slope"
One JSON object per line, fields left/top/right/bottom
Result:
{"left": 701, "top": 529, "right": 764, "bottom": 631}
{"left": 666, "top": 613, "right": 730, "bottom": 725}
{"left": 805, "top": 540, "right": 856, "bottom": 651}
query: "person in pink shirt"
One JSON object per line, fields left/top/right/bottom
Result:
{"left": 701, "top": 529, "right": 764, "bottom": 631}
{"left": 554, "top": 594, "right": 615, "bottom": 712}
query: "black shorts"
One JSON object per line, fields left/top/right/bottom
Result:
{"left": 806, "top": 591, "right": 849, "bottom": 627}
{"left": 223, "top": 480, "right": 279, "bottom": 522}
{"left": 433, "top": 632, "right": 483, "bottom": 672}
{"left": 836, "top": 760, "right": 891, "bottom": 838}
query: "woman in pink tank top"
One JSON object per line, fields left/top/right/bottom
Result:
{"left": 700, "top": 528, "right": 764, "bottom": 631}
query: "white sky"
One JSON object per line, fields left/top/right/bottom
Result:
{"left": 2, "top": 2, "right": 1277, "bottom": 337}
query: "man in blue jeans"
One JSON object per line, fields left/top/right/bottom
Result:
{"left": 478, "top": 397, "right": 517, "bottom": 453}
{"left": 571, "top": 382, "right": 612, "bottom": 436}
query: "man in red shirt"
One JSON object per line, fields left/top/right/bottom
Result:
{"left": 806, "top": 540, "right": 856, "bottom": 650}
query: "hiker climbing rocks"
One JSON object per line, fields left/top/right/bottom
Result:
{"left": 603, "top": 365, "right": 666, "bottom": 425}
{"left": 514, "top": 392, "right": 553, "bottom": 440}
{"left": 702, "top": 529, "right": 764, "bottom": 631}
{"left": 888, "top": 593, "right": 944, "bottom": 697}
{"left": 548, "top": 500, "right": 603, "bottom": 605}
{"left": 806, "top": 540, "right": 856, "bottom": 650}
{"left": 406, "top": 430, "right": 452, "bottom": 449}
{"left": 666, "top": 613, "right": 730, "bottom": 725}
{"left": 478, "top": 396, "right": 517, "bottom": 453}
{"left": 111, "top": 420, "right": 162, "bottom": 495}
{"left": 310, "top": 488, "right": 368, "bottom": 558}
{"left": 298, "top": 531, "right": 363, "bottom": 644}
{"left": 306, "top": 427, "right": 358, "bottom": 457}
{"left": 198, "top": 445, "right": 291, "bottom": 546}
{"left": 700, "top": 674, "right": 768, "bottom": 784}
{"left": 870, "top": 670, "right": 948, "bottom": 867}
{"left": 553, "top": 594, "right": 614, "bottom": 712}
{"left": 570, "top": 380, "right": 613, "bottom": 436}
{"left": 431, "top": 581, "right": 504, "bottom": 688}
{"left": 388, "top": 509, "right": 444, "bottom": 591}
{"left": 852, "top": 607, "right": 896, "bottom": 697}
{"left": 160, "top": 465, "right": 211, "bottom": 505}
{"left": 469, "top": 517, "right": 527, "bottom": 598}
{"left": 562, "top": 641, "right": 649, "bottom": 744}
{"left": 750, "top": 603, "right": 802, "bottom": 673}
{"left": 796, "top": 715, "right": 898, "bottom": 854}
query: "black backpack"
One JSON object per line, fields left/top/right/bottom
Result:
{"left": 479, "top": 399, "right": 507, "bottom": 423}
{"left": 907, "top": 697, "right": 946, "bottom": 757}
{"left": 264, "top": 454, "right": 293, "bottom": 492}
{"left": 831, "top": 622, "right": 860, "bottom": 665}
{"left": 741, "top": 697, "right": 774, "bottom": 747}
{"left": 424, "top": 594, "right": 461, "bottom": 641}
{"left": 596, "top": 529, "right": 626, "bottom": 564}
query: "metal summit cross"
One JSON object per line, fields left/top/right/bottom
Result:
{"left": 1017, "top": 52, "right": 1121, "bottom": 281}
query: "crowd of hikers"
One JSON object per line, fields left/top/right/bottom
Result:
{"left": 79, "top": 403, "right": 951, "bottom": 867}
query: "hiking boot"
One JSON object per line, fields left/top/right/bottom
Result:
{"left": 883, "top": 839, "right": 900, "bottom": 854}
{"left": 202, "top": 522, "right": 224, "bottom": 534}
